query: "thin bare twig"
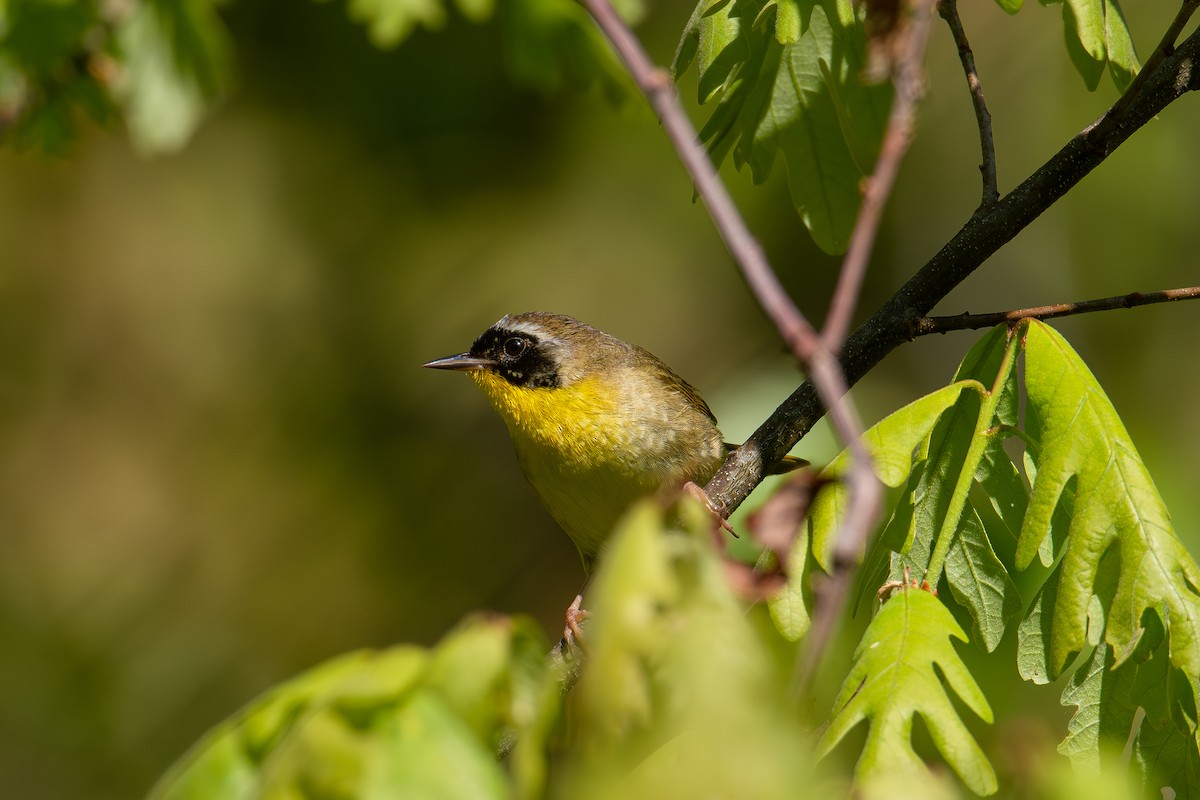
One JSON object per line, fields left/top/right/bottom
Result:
{"left": 824, "top": 2, "right": 935, "bottom": 347}
{"left": 938, "top": 0, "right": 998, "bottom": 207}
{"left": 797, "top": 0, "right": 937, "bottom": 695}
{"left": 911, "top": 286, "right": 1200, "bottom": 336}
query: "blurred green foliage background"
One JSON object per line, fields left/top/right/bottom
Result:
{"left": 1, "top": 0, "right": 1198, "bottom": 797}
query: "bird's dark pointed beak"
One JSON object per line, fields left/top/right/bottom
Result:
{"left": 421, "top": 352, "right": 494, "bottom": 372}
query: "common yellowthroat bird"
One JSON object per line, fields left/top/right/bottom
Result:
{"left": 423, "top": 312, "right": 803, "bottom": 576}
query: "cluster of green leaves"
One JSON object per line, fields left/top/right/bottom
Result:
{"left": 0, "top": 0, "right": 230, "bottom": 154}
{"left": 773, "top": 320, "right": 1200, "bottom": 795}
{"left": 0, "top": 0, "right": 630, "bottom": 155}
{"left": 671, "top": 0, "right": 892, "bottom": 254}
{"left": 152, "top": 322, "right": 1200, "bottom": 799}
{"left": 150, "top": 501, "right": 820, "bottom": 799}
{"left": 148, "top": 614, "right": 559, "bottom": 799}
{"left": 670, "top": 0, "right": 1140, "bottom": 253}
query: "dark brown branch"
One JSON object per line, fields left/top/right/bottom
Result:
{"left": 938, "top": 0, "right": 998, "bottom": 207}
{"left": 911, "top": 286, "right": 1200, "bottom": 335}
{"left": 704, "top": 20, "right": 1200, "bottom": 519}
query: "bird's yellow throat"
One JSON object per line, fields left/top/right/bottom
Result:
{"left": 469, "top": 370, "right": 624, "bottom": 468}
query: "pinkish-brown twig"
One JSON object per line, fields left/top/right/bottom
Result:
{"left": 797, "top": 0, "right": 938, "bottom": 696}
{"left": 911, "top": 286, "right": 1200, "bottom": 336}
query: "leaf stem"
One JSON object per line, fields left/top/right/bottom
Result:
{"left": 924, "top": 331, "right": 1019, "bottom": 583}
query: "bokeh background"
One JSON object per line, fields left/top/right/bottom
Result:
{"left": 1, "top": 0, "right": 1198, "bottom": 797}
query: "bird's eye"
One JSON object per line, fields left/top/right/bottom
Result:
{"left": 503, "top": 337, "right": 527, "bottom": 359}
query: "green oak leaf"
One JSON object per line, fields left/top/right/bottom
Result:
{"left": 944, "top": 505, "right": 1022, "bottom": 653}
{"left": 1016, "top": 321, "right": 1200, "bottom": 714}
{"left": 807, "top": 381, "right": 977, "bottom": 572}
{"left": 571, "top": 499, "right": 812, "bottom": 797}
{"left": 769, "top": 380, "right": 974, "bottom": 641}
{"left": 817, "top": 588, "right": 997, "bottom": 795}
{"left": 674, "top": 0, "right": 890, "bottom": 253}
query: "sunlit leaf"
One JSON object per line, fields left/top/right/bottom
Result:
{"left": 970, "top": 442, "right": 1027, "bottom": 568}
{"left": 1063, "top": 5, "right": 1105, "bottom": 91}
{"left": 768, "top": 380, "right": 973, "bottom": 641}
{"left": 149, "top": 617, "right": 554, "bottom": 800}
{"left": 688, "top": 0, "right": 746, "bottom": 103}
{"left": 817, "top": 588, "right": 997, "bottom": 795}
{"left": 881, "top": 325, "right": 1014, "bottom": 590}
{"left": 1006, "top": 0, "right": 1140, "bottom": 91}
{"left": 1016, "top": 321, "right": 1200, "bottom": 715}
{"left": 848, "top": 326, "right": 1021, "bottom": 650}
{"left": 808, "top": 381, "right": 976, "bottom": 571}
{"left": 366, "top": 690, "right": 510, "bottom": 799}
{"left": 854, "top": 461, "right": 922, "bottom": 615}
{"left": 1064, "top": 0, "right": 1105, "bottom": 61}
{"left": 345, "top": 0, "right": 450, "bottom": 46}
{"left": 572, "top": 499, "right": 814, "bottom": 797}
{"left": 573, "top": 502, "right": 679, "bottom": 739}
{"left": 773, "top": 0, "right": 801, "bottom": 44}
{"left": 945, "top": 506, "right": 1022, "bottom": 652}
{"left": 767, "top": 519, "right": 813, "bottom": 640}
{"left": 1102, "top": 0, "right": 1139, "bottom": 92}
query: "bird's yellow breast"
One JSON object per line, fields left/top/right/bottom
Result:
{"left": 469, "top": 369, "right": 724, "bottom": 569}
